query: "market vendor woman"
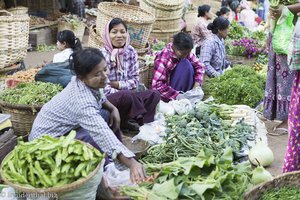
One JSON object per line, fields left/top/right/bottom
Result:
{"left": 152, "top": 32, "right": 205, "bottom": 102}
{"left": 29, "top": 48, "right": 146, "bottom": 183}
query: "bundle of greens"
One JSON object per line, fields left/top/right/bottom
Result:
{"left": 122, "top": 148, "right": 254, "bottom": 200}
{"left": 0, "top": 81, "right": 63, "bottom": 106}
{"left": 203, "top": 66, "right": 266, "bottom": 108}
{"left": 1, "top": 131, "right": 105, "bottom": 188}
{"left": 260, "top": 187, "right": 300, "bottom": 200}
{"left": 141, "top": 102, "right": 254, "bottom": 164}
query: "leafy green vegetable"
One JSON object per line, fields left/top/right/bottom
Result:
{"left": 0, "top": 81, "right": 63, "bottom": 106}
{"left": 260, "top": 187, "right": 300, "bottom": 200}
{"left": 203, "top": 66, "right": 266, "bottom": 108}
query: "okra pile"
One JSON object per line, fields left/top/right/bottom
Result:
{"left": 1, "top": 131, "right": 105, "bottom": 188}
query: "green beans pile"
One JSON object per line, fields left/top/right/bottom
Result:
{"left": 260, "top": 187, "right": 300, "bottom": 200}
{"left": 1, "top": 131, "right": 105, "bottom": 188}
{"left": 0, "top": 81, "right": 63, "bottom": 106}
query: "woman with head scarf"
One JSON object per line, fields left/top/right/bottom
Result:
{"left": 239, "top": 0, "right": 258, "bottom": 29}
{"left": 229, "top": 0, "right": 241, "bottom": 22}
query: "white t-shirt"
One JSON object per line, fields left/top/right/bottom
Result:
{"left": 53, "top": 48, "right": 73, "bottom": 63}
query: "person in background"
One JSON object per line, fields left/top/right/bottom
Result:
{"left": 191, "top": 4, "right": 213, "bottom": 56}
{"left": 239, "top": 0, "right": 258, "bottom": 29}
{"left": 199, "top": 16, "right": 231, "bottom": 78}
{"left": 229, "top": 0, "right": 241, "bottom": 22}
{"left": 30, "top": 48, "right": 146, "bottom": 183}
{"left": 152, "top": 32, "right": 205, "bottom": 102}
{"left": 53, "top": 30, "right": 82, "bottom": 63}
{"left": 101, "top": 18, "right": 160, "bottom": 132}
{"left": 216, "top": 6, "right": 231, "bottom": 19}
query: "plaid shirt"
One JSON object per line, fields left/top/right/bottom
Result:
{"left": 152, "top": 43, "right": 205, "bottom": 102}
{"left": 191, "top": 17, "right": 212, "bottom": 48}
{"left": 101, "top": 45, "right": 140, "bottom": 95}
{"left": 199, "top": 34, "right": 229, "bottom": 77}
{"left": 29, "top": 77, "right": 135, "bottom": 168}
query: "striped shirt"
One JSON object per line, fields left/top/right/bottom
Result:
{"left": 191, "top": 17, "right": 213, "bottom": 48}
{"left": 152, "top": 43, "right": 205, "bottom": 101}
{"left": 101, "top": 45, "right": 140, "bottom": 95}
{"left": 29, "top": 77, "right": 135, "bottom": 167}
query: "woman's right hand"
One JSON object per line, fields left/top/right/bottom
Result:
{"left": 269, "top": 6, "right": 283, "bottom": 19}
{"left": 118, "top": 155, "right": 147, "bottom": 183}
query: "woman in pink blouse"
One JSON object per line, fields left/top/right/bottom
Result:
{"left": 191, "top": 5, "right": 213, "bottom": 56}
{"left": 101, "top": 18, "right": 160, "bottom": 132}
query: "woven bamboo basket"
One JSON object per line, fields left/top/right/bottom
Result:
{"left": 185, "top": 10, "right": 198, "bottom": 32}
{"left": 140, "top": 0, "right": 184, "bottom": 19}
{"left": 0, "top": 10, "right": 29, "bottom": 69}
{"left": 153, "top": 16, "right": 182, "bottom": 31}
{"left": 0, "top": 101, "right": 42, "bottom": 136}
{"left": 139, "top": 59, "right": 154, "bottom": 89}
{"left": 150, "top": 28, "right": 180, "bottom": 43}
{"left": 227, "top": 55, "right": 257, "bottom": 66}
{"left": 7, "top": 6, "right": 28, "bottom": 16}
{"left": 58, "top": 20, "right": 86, "bottom": 41}
{"left": 244, "top": 170, "right": 300, "bottom": 200}
{"left": 96, "top": 2, "right": 155, "bottom": 49}
{"left": 0, "top": 142, "right": 105, "bottom": 195}
{"left": 88, "top": 25, "right": 103, "bottom": 49}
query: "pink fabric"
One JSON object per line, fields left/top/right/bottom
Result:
{"left": 103, "top": 20, "right": 131, "bottom": 72}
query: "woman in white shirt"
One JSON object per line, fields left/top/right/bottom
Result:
{"left": 53, "top": 30, "right": 82, "bottom": 63}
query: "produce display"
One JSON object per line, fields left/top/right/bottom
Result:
{"left": 203, "top": 66, "right": 266, "bottom": 108}
{"left": 260, "top": 187, "right": 300, "bottom": 200}
{"left": 122, "top": 148, "right": 255, "bottom": 199}
{"left": 30, "top": 16, "right": 56, "bottom": 27}
{"left": 141, "top": 102, "right": 254, "bottom": 164}
{"left": 1, "top": 131, "right": 105, "bottom": 188}
{"left": 36, "top": 44, "right": 57, "bottom": 52}
{"left": 251, "top": 162, "right": 273, "bottom": 185}
{"left": 0, "top": 82, "right": 63, "bottom": 106}
{"left": 5, "top": 68, "right": 41, "bottom": 83}
{"left": 59, "top": 14, "right": 83, "bottom": 29}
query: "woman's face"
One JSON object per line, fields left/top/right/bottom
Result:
{"left": 109, "top": 23, "right": 127, "bottom": 48}
{"left": 81, "top": 59, "right": 109, "bottom": 89}
{"left": 57, "top": 41, "right": 66, "bottom": 51}
{"left": 205, "top": 10, "right": 214, "bottom": 20}
{"left": 218, "top": 27, "right": 230, "bottom": 39}
{"left": 173, "top": 46, "right": 191, "bottom": 59}
{"left": 223, "top": 12, "right": 230, "bottom": 19}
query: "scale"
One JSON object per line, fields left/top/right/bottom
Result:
{"left": 0, "top": 114, "right": 12, "bottom": 134}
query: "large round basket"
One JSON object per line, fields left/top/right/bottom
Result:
{"left": 58, "top": 20, "right": 86, "bottom": 41}
{"left": 150, "top": 28, "right": 180, "bottom": 43}
{"left": 244, "top": 171, "right": 300, "bottom": 200}
{"left": 0, "top": 141, "right": 104, "bottom": 196}
{"left": 88, "top": 25, "right": 103, "bottom": 49}
{"left": 227, "top": 55, "right": 257, "bottom": 66}
{"left": 0, "top": 10, "right": 29, "bottom": 69}
{"left": 0, "top": 101, "right": 42, "bottom": 136}
{"left": 96, "top": 2, "right": 155, "bottom": 49}
{"left": 139, "top": 60, "right": 154, "bottom": 89}
{"left": 7, "top": 6, "right": 28, "bottom": 16}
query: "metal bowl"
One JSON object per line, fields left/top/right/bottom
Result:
{"left": 122, "top": 136, "right": 150, "bottom": 159}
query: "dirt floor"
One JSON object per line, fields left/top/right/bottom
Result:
{"left": 23, "top": 32, "right": 288, "bottom": 178}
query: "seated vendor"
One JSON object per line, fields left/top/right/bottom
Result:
{"left": 101, "top": 18, "right": 160, "bottom": 131}
{"left": 199, "top": 16, "right": 231, "bottom": 78}
{"left": 152, "top": 32, "right": 205, "bottom": 102}
{"left": 29, "top": 48, "right": 146, "bottom": 183}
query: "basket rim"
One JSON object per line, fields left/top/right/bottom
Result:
{"left": 0, "top": 100, "right": 43, "bottom": 111}
{"left": 0, "top": 140, "right": 105, "bottom": 194}
{"left": 151, "top": 28, "right": 180, "bottom": 33}
{"left": 244, "top": 170, "right": 300, "bottom": 197}
{"left": 97, "top": 2, "right": 155, "bottom": 24}
{"left": 142, "top": 0, "right": 184, "bottom": 8}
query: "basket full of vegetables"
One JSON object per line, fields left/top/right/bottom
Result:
{"left": 0, "top": 131, "right": 105, "bottom": 199}
{"left": 0, "top": 82, "right": 63, "bottom": 136}
{"left": 244, "top": 170, "right": 300, "bottom": 200}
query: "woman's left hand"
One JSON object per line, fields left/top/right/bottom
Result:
{"left": 193, "top": 82, "right": 200, "bottom": 89}
{"left": 110, "top": 108, "right": 121, "bottom": 132}
{"left": 110, "top": 81, "right": 120, "bottom": 89}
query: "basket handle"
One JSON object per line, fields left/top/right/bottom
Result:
{"left": 0, "top": 10, "right": 13, "bottom": 16}
{"left": 113, "top": 0, "right": 125, "bottom": 4}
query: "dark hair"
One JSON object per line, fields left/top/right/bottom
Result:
{"left": 109, "top": 18, "right": 128, "bottom": 32}
{"left": 207, "top": 16, "right": 230, "bottom": 34}
{"left": 198, "top": 5, "right": 211, "bottom": 17}
{"left": 57, "top": 30, "right": 82, "bottom": 52}
{"left": 216, "top": 7, "right": 230, "bottom": 16}
{"left": 71, "top": 48, "right": 105, "bottom": 78}
{"left": 173, "top": 32, "right": 193, "bottom": 50}
{"left": 230, "top": 0, "right": 240, "bottom": 12}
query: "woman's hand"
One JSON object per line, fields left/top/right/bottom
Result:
{"left": 193, "top": 82, "right": 200, "bottom": 89}
{"left": 110, "top": 107, "right": 121, "bottom": 132}
{"left": 128, "top": 159, "right": 147, "bottom": 183}
{"left": 110, "top": 81, "right": 120, "bottom": 89}
{"left": 269, "top": 6, "right": 283, "bottom": 19}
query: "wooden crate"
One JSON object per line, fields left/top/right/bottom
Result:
{"left": 29, "top": 26, "right": 57, "bottom": 50}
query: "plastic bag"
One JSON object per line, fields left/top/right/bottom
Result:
{"left": 272, "top": 6, "right": 294, "bottom": 55}
{"left": 132, "top": 121, "right": 166, "bottom": 144}
{"left": 103, "top": 163, "right": 132, "bottom": 188}
{"left": 169, "top": 99, "right": 193, "bottom": 115}
{"left": 0, "top": 187, "right": 17, "bottom": 200}
{"left": 157, "top": 100, "right": 176, "bottom": 116}
{"left": 288, "top": 16, "right": 300, "bottom": 71}
{"left": 176, "top": 87, "right": 204, "bottom": 105}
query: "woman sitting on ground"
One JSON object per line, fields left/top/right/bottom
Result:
{"left": 53, "top": 30, "right": 82, "bottom": 63}
{"left": 30, "top": 48, "right": 146, "bottom": 183}
{"left": 101, "top": 18, "right": 160, "bottom": 132}
{"left": 199, "top": 16, "right": 231, "bottom": 78}
{"left": 152, "top": 32, "right": 205, "bottom": 102}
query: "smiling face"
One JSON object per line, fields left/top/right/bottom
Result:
{"left": 109, "top": 23, "right": 128, "bottom": 48}
{"left": 81, "top": 59, "right": 109, "bottom": 89}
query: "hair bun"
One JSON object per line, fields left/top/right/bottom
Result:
{"left": 216, "top": 11, "right": 221, "bottom": 16}
{"left": 207, "top": 23, "right": 214, "bottom": 31}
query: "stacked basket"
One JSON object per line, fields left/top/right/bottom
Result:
{"left": 0, "top": 10, "right": 30, "bottom": 69}
{"left": 140, "top": 0, "right": 184, "bottom": 43}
